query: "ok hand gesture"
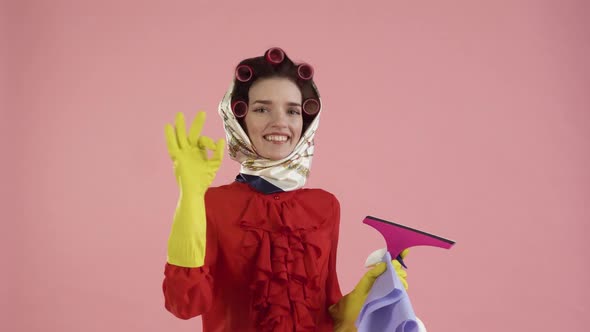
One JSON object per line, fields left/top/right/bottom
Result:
{"left": 164, "top": 112, "right": 225, "bottom": 196}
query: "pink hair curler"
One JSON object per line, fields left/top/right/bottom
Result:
{"left": 235, "top": 64, "right": 253, "bottom": 82}
{"left": 265, "top": 47, "right": 285, "bottom": 64}
{"left": 302, "top": 98, "right": 321, "bottom": 115}
{"left": 297, "top": 63, "right": 314, "bottom": 80}
{"left": 231, "top": 100, "right": 248, "bottom": 118}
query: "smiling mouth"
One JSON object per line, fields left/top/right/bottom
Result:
{"left": 264, "top": 135, "right": 290, "bottom": 143}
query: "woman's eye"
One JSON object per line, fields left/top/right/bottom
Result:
{"left": 288, "top": 109, "right": 301, "bottom": 115}
{"left": 254, "top": 107, "right": 268, "bottom": 113}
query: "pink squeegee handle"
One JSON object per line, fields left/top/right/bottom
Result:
{"left": 363, "top": 215, "right": 455, "bottom": 259}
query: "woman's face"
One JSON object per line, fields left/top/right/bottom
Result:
{"left": 244, "top": 77, "right": 303, "bottom": 161}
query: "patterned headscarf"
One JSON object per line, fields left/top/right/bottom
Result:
{"left": 217, "top": 81, "right": 321, "bottom": 192}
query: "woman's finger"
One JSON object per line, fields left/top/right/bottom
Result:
{"left": 198, "top": 136, "right": 216, "bottom": 150}
{"left": 188, "top": 111, "right": 206, "bottom": 146}
{"left": 210, "top": 139, "right": 226, "bottom": 164}
{"left": 175, "top": 112, "right": 189, "bottom": 148}
{"left": 164, "top": 124, "right": 179, "bottom": 158}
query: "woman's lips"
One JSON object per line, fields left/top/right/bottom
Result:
{"left": 263, "top": 134, "right": 290, "bottom": 144}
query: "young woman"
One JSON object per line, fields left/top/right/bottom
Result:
{"left": 162, "top": 48, "right": 413, "bottom": 331}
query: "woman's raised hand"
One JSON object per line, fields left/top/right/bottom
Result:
{"left": 165, "top": 111, "right": 225, "bottom": 196}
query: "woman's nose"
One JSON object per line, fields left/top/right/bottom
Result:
{"left": 269, "top": 109, "right": 288, "bottom": 127}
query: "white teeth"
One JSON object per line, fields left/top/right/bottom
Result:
{"left": 264, "top": 135, "right": 289, "bottom": 142}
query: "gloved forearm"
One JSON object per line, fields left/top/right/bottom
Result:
{"left": 167, "top": 193, "right": 207, "bottom": 267}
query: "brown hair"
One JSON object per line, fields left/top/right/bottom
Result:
{"left": 230, "top": 49, "right": 320, "bottom": 133}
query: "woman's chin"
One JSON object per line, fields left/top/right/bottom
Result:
{"left": 260, "top": 150, "right": 291, "bottom": 161}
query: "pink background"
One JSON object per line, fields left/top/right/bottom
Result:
{"left": 3, "top": 0, "right": 589, "bottom": 331}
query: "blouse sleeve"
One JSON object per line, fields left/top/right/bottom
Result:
{"left": 325, "top": 196, "right": 343, "bottom": 307}
{"left": 162, "top": 195, "right": 219, "bottom": 320}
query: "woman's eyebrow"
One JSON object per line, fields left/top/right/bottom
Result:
{"left": 251, "top": 100, "right": 272, "bottom": 105}
{"left": 251, "top": 100, "right": 302, "bottom": 107}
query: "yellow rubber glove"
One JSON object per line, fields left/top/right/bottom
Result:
{"left": 164, "top": 111, "right": 225, "bottom": 267}
{"left": 329, "top": 249, "right": 409, "bottom": 332}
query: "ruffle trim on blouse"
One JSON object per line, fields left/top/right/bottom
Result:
{"left": 238, "top": 194, "right": 329, "bottom": 332}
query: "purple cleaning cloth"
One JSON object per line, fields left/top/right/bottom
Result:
{"left": 355, "top": 251, "right": 420, "bottom": 332}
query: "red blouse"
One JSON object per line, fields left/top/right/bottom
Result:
{"left": 162, "top": 181, "right": 343, "bottom": 331}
